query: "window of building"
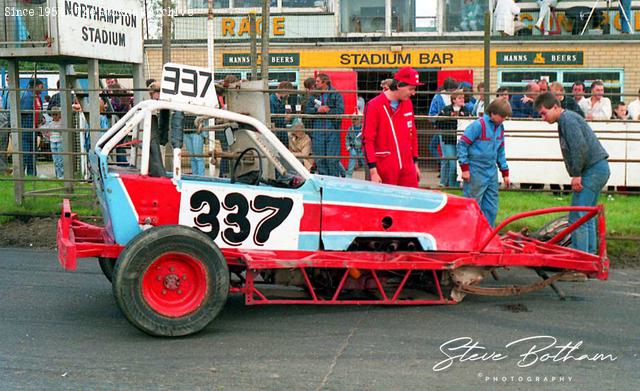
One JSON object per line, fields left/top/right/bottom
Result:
{"left": 498, "top": 68, "right": 624, "bottom": 100}
{"left": 233, "top": 0, "right": 277, "bottom": 7}
{"left": 445, "top": 0, "right": 486, "bottom": 32}
{"left": 341, "top": 0, "right": 387, "bottom": 33}
{"left": 282, "top": 0, "right": 322, "bottom": 7}
{"left": 215, "top": 70, "right": 298, "bottom": 87}
{"left": 562, "top": 70, "right": 624, "bottom": 101}
{"left": 499, "top": 70, "right": 559, "bottom": 93}
{"left": 413, "top": 0, "right": 437, "bottom": 31}
{"left": 341, "top": 0, "right": 439, "bottom": 34}
{"left": 214, "top": 72, "right": 242, "bottom": 83}
{"left": 186, "top": 0, "right": 323, "bottom": 10}
{"left": 188, "top": 0, "right": 229, "bottom": 8}
{"left": 392, "top": 0, "right": 437, "bottom": 32}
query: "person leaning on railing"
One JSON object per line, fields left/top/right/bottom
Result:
{"left": 549, "top": 81, "right": 583, "bottom": 117}
{"left": 510, "top": 81, "right": 541, "bottom": 119}
{"left": 305, "top": 73, "right": 344, "bottom": 177}
{"left": 20, "top": 78, "right": 45, "bottom": 176}
{"left": 612, "top": 102, "right": 630, "bottom": 120}
{"left": 437, "top": 89, "right": 471, "bottom": 188}
{"left": 578, "top": 80, "right": 612, "bottom": 120}
{"left": 39, "top": 107, "right": 64, "bottom": 179}
{"left": 627, "top": 88, "right": 640, "bottom": 120}
{"left": 269, "top": 80, "right": 294, "bottom": 146}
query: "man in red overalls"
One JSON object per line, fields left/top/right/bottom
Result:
{"left": 362, "top": 67, "right": 422, "bottom": 187}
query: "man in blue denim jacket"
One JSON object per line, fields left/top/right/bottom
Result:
{"left": 305, "top": 73, "right": 344, "bottom": 176}
{"left": 535, "top": 92, "right": 610, "bottom": 254}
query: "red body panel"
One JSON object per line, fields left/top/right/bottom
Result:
{"left": 120, "top": 175, "right": 181, "bottom": 225}
{"left": 115, "top": 174, "right": 503, "bottom": 253}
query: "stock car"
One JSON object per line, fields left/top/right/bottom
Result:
{"left": 57, "top": 99, "right": 609, "bottom": 337}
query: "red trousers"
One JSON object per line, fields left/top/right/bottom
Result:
{"left": 377, "top": 160, "right": 419, "bottom": 188}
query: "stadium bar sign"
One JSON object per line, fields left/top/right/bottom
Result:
{"left": 497, "top": 51, "right": 583, "bottom": 66}
{"left": 221, "top": 49, "right": 485, "bottom": 69}
{"left": 56, "top": 0, "right": 143, "bottom": 63}
{"left": 302, "top": 49, "right": 484, "bottom": 68}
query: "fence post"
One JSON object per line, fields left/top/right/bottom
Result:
{"left": 250, "top": 13, "right": 258, "bottom": 81}
{"left": 207, "top": 0, "right": 216, "bottom": 177}
{"left": 483, "top": 11, "right": 491, "bottom": 104}
{"left": 87, "top": 59, "right": 101, "bottom": 150}
{"left": 59, "top": 65, "right": 75, "bottom": 193}
{"left": 261, "top": 0, "right": 271, "bottom": 127}
{"left": 162, "top": 0, "right": 172, "bottom": 66}
{"left": 8, "top": 59, "right": 23, "bottom": 205}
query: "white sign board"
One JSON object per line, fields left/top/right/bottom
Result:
{"left": 457, "top": 119, "right": 640, "bottom": 187}
{"left": 160, "top": 63, "right": 219, "bottom": 108}
{"left": 178, "top": 183, "right": 304, "bottom": 250}
{"left": 56, "top": 0, "right": 143, "bottom": 63}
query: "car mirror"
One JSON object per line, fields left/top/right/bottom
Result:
{"left": 224, "top": 127, "right": 235, "bottom": 146}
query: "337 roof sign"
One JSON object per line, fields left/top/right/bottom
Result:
{"left": 160, "top": 63, "right": 218, "bottom": 108}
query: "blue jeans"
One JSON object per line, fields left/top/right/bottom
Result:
{"left": 463, "top": 168, "right": 499, "bottom": 227}
{"left": 22, "top": 131, "right": 36, "bottom": 176}
{"left": 184, "top": 133, "right": 206, "bottom": 176}
{"left": 428, "top": 135, "right": 441, "bottom": 170}
{"left": 440, "top": 143, "right": 459, "bottom": 187}
{"left": 569, "top": 159, "right": 610, "bottom": 254}
{"left": 312, "top": 130, "right": 342, "bottom": 177}
{"left": 50, "top": 140, "right": 64, "bottom": 179}
{"left": 215, "top": 130, "right": 229, "bottom": 177}
{"left": 346, "top": 148, "right": 364, "bottom": 178}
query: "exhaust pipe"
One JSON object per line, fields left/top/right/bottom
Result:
{"left": 386, "top": 241, "right": 399, "bottom": 252}
{"left": 368, "top": 241, "right": 381, "bottom": 251}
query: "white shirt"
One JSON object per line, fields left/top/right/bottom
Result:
{"left": 628, "top": 98, "right": 640, "bottom": 120}
{"left": 40, "top": 120, "right": 63, "bottom": 143}
{"left": 579, "top": 97, "right": 612, "bottom": 120}
{"left": 493, "top": 0, "right": 520, "bottom": 35}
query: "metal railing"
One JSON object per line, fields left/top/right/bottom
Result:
{"left": 2, "top": 85, "right": 640, "bottom": 200}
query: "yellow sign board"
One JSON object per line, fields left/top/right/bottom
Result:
{"left": 221, "top": 17, "right": 285, "bottom": 37}
{"left": 220, "top": 49, "right": 487, "bottom": 69}
{"left": 299, "top": 49, "right": 485, "bottom": 68}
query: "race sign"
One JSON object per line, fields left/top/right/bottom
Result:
{"left": 178, "top": 183, "right": 304, "bottom": 250}
{"left": 160, "top": 63, "right": 219, "bottom": 108}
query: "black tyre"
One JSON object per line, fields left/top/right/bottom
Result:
{"left": 112, "top": 225, "right": 229, "bottom": 337}
{"left": 531, "top": 215, "right": 571, "bottom": 247}
{"left": 98, "top": 257, "right": 116, "bottom": 282}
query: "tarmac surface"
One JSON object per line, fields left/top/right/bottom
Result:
{"left": 0, "top": 248, "right": 638, "bottom": 390}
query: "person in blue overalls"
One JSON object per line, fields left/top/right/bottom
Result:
{"left": 305, "top": 73, "right": 345, "bottom": 177}
{"left": 457, "top": 99, "right": 512, "bottom": 227}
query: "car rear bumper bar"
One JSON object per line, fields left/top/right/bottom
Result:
{"left": 57, "top": 199, "right": 124, "bottom": 271}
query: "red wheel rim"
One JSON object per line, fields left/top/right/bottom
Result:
{"left": 141, "top": 252, "right": 208, "bottom": 317}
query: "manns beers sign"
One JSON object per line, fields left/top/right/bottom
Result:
{"left": 497, "top": 51, "right": 583, "bottom": 66}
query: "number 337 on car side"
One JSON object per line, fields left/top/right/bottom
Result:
{"left": 178, "top": 183, "right": 305, "bottom": 250}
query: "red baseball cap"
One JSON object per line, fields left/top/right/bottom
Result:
{"left": 394, "top": 67, "right": 424, "bottom": 87}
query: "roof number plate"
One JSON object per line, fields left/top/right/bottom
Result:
{"left": 160, "top": 63, "right": 218, "bottom": 108}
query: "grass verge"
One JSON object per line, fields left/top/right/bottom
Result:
{"left": 0, "top": 176, "right": 100, "bottom": 223}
